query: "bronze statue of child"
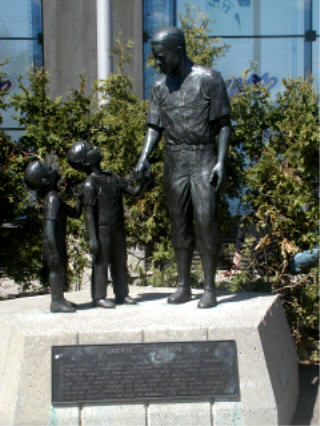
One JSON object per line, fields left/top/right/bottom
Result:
{"left": 24, "top": 160, "right": 82, "bottom": 313}
{"left": 67, "top": 141, "right": 149, "bottom": 308}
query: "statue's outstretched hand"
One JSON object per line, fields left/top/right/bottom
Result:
{"left": 135, "top": 159, "right": 151, "bottom": 181}
{"left": 209, "top": 162, "right": 224, "bottom": 192}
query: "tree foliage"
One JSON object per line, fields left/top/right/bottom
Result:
{"left": 230, "top": 75, "right": 319, "bottom": 362}
{"left": 179, "top": 4, "right": 227, "bottom": 68}
{"left": 1, "top": 68, "right": 100, "bottom": 288}
{"left": 0, "top": 63, "right": 44, "bottom": 285}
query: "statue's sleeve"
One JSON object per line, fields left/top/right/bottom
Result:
{"left": 83, "top": 180, "right": 96, "bottom": 207}
{"left": 208, "top": 72, "right": 230, "bottom": 122}
{"left": 44, "top": 193, "right": 60, "bottom": 221}
{"left": 147, "top": 84, "right": 163, "bottom": 129}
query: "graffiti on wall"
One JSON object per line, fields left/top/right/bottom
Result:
{"left": 226, "top": 73, "right": 278, "bottom": 97}
{"left": 0, "top": 79, "right": 13, "bottom": 93}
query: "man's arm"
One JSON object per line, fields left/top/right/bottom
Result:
{"left": 210, "top": 115, "right": 232, "bottom": 191}
{"left": 135, "top": 125, "right": 162, "bottom": 179}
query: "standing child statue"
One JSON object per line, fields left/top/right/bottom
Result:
{"left": 67, "top": 141, "right": 149, "bottom": 308}
{"left": 24, "top": 160, "right": 82, "bottom": 313}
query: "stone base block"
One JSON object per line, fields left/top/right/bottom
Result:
{"left": 0, "top": 287, "right": 299, "bottom": 425}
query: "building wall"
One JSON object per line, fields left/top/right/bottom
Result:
{"left": 43, "top": 0, "right": 143, "bottom": 99}
{"left": 112, "top": 0, "right": 143, "bottom": 98}
{"left": 43, "top": 0, "right": 97, "bottom": 98}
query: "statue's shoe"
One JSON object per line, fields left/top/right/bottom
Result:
{"left": 115, "top": 295, "right": 137, "bottom": 305}
{"left": 62, "top": 297, "right": 77, "bottom": 308}
{"left": 93, "top": 298, "right": 116, "bottom": 309}
{"left": 197, "top": 290, "right": 217, "bottom": 309}
{"left": 51, "top": 300, "right": 76, "bottom": 313}
{"left": 167, "top": 286, "right": 191, "bottom": 304}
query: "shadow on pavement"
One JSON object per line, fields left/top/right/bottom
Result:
{"left": 292, "top": 364, "right": 319, "bottom": 425}
{"left": 217, "top": 291, "right": 270, "bottom": 304}
{"left": 74, "top": 302, "right": 96, "bottom": 310}
{"left": 135, "top": 292, "right": 172, "bottom": 302}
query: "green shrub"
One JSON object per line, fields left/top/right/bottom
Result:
{"left": 230, "top": 75, "right": 319, "bottom": 362}
{"left": 3, "top": 68, "right": 99, "bottom": 288}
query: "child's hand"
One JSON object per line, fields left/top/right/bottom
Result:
{"left": 131, "top": 167, "right": 152, "bottom": 184}
{"left": 74, "top": 183, "right": 84, "bottom": 200}
{"left": 89, "top": 238, "right": 100, "bottom": 259}
{"left": 75, "top": 198, "right": 83, "bottom": 215}
{"left": 142, "top": 167, "right": 152, "bottom": 182}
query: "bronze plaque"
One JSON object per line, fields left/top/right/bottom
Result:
{"left": 52, "top": 341, "right": 239, "bottom": 405}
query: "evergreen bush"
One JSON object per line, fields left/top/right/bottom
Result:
{"left": 2, "top": 68, "right": 99, "bottom": 288}
{"left": 229, "top": 74, "right": 319, "bottom": 363}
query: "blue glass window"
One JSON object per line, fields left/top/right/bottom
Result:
{"left": 0, "top": 0, "right": 43, "bottom": 137}
{"left": 177, "top": 0, "right": 307, "bottom": 36}
{"left": 143, "top": 0, "right": 177, "bottom": 98}
{"left": 144, "top": 0, "right": 319, "bottom": 98}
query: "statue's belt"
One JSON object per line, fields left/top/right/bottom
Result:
{"left": 165, "top": 143, "right": 215, "bottom": 151}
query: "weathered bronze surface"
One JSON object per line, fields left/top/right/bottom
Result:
{"left": 135, "top": 27, "right": 232, "bottom": 309}
{"left": 67, "top": 141, "right": 149, "bottom": 308}
{"left": 24, "top": 160, "right": 81, "bottom": 313}
{"left": 52, "top": 341, "right": 239, "bottom": 405}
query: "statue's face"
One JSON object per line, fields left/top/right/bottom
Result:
{"left": 152, "top": 43, "right": 181, "bottom": 76}
{"left": 86, "top": 145, "right": 102, "bottom": 166}
{"left": 42, "top": 164, "right": 60, "bottom": 187}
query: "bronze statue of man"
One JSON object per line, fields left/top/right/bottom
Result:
{"left": 135, "top": 26, "right": 231, "bottom": 308}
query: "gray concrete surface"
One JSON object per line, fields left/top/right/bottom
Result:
{"left": 0, "top": 286, "right": 301, "bottom": 425}
{"left": 43, "top": 0, "right": 143, "bottom": 99}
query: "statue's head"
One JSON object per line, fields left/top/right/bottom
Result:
{"left": 151, "top": 26, "right": 186, "bottom": 76}
{"left": 24, "top": 160, "right": 59, "bottom": 192}
{"left": 67, "top": 141, "right": 102, "bottom": 173}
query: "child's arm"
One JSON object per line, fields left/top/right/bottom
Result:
{"left": 44, "top": 194, "right": 60, "bottom": 269}
{"left": 83, "top": 181, "right": 99, "bottom": 259}
{"left": 65, "top": 183, "right": 83, "bottom": 218}
{"left": 65, "top": 200, "right": 82, "bottom": 218}
{"left": 84, "top": 206, "right": 99, "bottom": 258}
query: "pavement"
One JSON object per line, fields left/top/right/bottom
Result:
{"left": 293, "top": 364, "right": 319, "bottom": 426}
{"left": 0, "top": 277, "right": 319, "bottom": 426}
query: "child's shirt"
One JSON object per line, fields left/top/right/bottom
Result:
{"left": 83, "top": 171, "right": 135, "bottom": 227}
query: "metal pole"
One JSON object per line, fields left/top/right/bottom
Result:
{"left": 304, "top": 0, "right": 312, "bottom": 77}
{"left": 252, "top": 0, "right": 261, "bottom": 76}
{"left": 97, "top": 0, "right": 112, "bottom": 104}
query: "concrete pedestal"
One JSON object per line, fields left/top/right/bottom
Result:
{"left": 0, "top": 287, "right": 298, "bottom": 425}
